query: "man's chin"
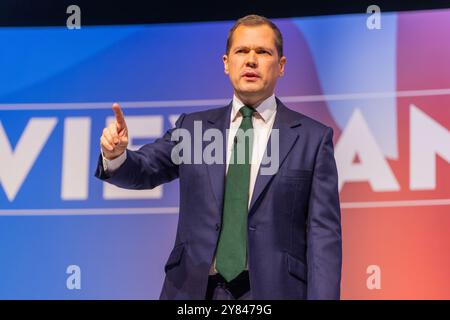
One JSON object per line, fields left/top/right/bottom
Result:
{"left": 236, "top": 90, "right": 263, "bottom": 99}
{"left": 237, "top": 85, "right": 264, "bottom": 95}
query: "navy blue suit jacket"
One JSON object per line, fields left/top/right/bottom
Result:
{"left": 95, "top": 98, "right": 342, "bottom": 299}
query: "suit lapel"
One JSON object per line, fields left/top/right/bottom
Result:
{"left": 205, "top": 103, "right": 232, "bottom": 213}
{"left": 249, "top": 99, "right": 301, "bottom": 214}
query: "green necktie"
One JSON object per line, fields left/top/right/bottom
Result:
{"left": 215, "top": 105, "right": 255, "bottom": 282}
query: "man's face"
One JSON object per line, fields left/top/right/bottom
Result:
{"left": 223, "top": 24, "right": 286, "bottom": 104}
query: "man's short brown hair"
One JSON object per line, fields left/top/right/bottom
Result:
{"left": 226, "top": 14, "right": 284, "bottom": 58}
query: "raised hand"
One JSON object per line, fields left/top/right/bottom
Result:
{"left": 100, "top": 103, "right": 129, "bottom": 160}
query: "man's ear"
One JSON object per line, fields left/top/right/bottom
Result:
{"left": 279, "top": 56, "right": 286, "bottom": 76}
{"left": 223, "top": 54, "right": 229, "bottom": 75}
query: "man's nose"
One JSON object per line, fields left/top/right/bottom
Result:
{"left": 245, "top": 51, "right": 258, "bottom": 67}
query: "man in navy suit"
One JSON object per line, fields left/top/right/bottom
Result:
{"left": 96, "top": 14, "right": 341, "bottom": 299}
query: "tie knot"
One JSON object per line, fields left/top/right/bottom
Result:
{"left": 239, "top": 105, "right": 255, "bottom": 118}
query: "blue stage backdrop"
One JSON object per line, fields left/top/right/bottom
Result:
{"left": 1, "top": 10, "right": 450, "bottom": 299}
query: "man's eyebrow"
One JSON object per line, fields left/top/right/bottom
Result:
{"left": 255, "top": 46, "right": 273, "bottom": 52}
{"left": 233, "top": 46, "right": 274, "bottom": 52}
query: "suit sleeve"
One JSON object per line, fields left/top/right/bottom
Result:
{"left": 94, "top": 113, "right": 187, "bottom": 190}
{"left": 306, "top": 126, "right": 342, "bottom": 299}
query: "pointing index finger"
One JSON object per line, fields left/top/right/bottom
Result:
{"left": 112, "top": 103, "right": 126, "bottom": 129}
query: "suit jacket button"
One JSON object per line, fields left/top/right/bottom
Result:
{"left": 249, "top": 226, "right": 256, "bottom": 231}
{"left": 215, "top": 223, "right": 220, "bottom": 231}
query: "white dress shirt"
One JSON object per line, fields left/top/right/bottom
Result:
{"left": 226, "top": 94, "right": 277, "bottom": 209}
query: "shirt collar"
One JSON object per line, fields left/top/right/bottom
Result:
{"left": 231, "top": 94, "right": 277, "bottom": 123}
